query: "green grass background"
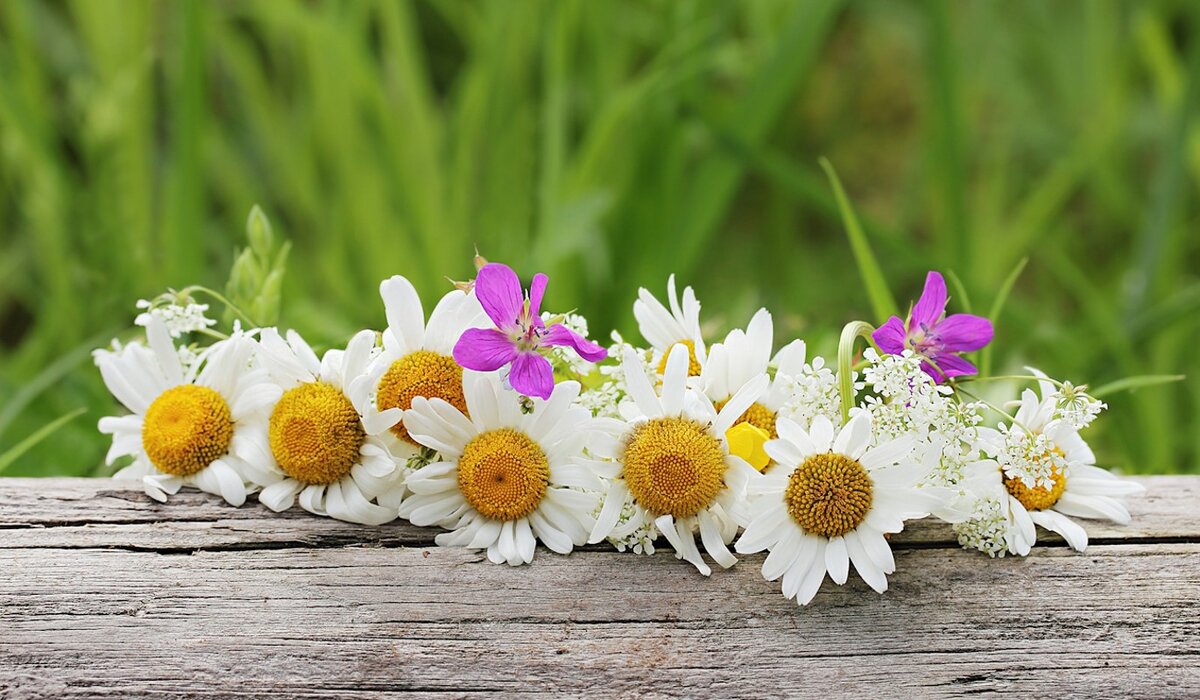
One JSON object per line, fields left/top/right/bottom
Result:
{"left": 0, "top": 0, "right": 1196, "bottom": 476}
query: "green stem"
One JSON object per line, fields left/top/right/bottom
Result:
{"left": 193, "top": 328, "right": 230, "bottom": 341}
{"left": 954, "top": 374, "right": 1066, "bottom": 389}
{"left": 180, "top": 285, "right": 259, "bottom": 327}
{"left": 952, "top": 384, "right": 1022, "bottom": 428}
{"left": 837, "top": 321, "right": 877, "bottom": 424}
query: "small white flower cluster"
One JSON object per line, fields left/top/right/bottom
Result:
{"left": 594, "top": 495, "right": 659, "bottom": 554}
{"left": 951, "top": 494, "right": 1009, "bottom": 557}
{"left": 776, "top": 355, "right": 842, "bottom": 429}
{"left": 135, "top": 297, "right": 217, "bottom": 338}
{"left": 994, "top": 424, "right": 1069, "bottom": 490}
{"left": 575, "top": 331, "right": 651, "bottom": 420}
{"left": 1051, "top": 381, "right": 1106, "bottom": 430}
{"left": 860, "top": 349, "right": 984, "bottom": 487}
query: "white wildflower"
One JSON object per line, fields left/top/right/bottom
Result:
{"left": 993, "top": 424, "right": 1070, "bottom": 491}
{"left": 777, "top": 354, "right": 842, "bottom": 428}
{"left": 952, "top": 494, "right": 1010, "bottom": 557}
{"left": 1051, "top": 381, "right": 1105, "bottom": 430}
{"left": 135, "top": 297, "right": 217, "bottom": 338}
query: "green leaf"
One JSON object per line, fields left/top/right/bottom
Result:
{"left": 980, "top": 257, "right": 1027, "bottom": 377}
{"left": 944, "top": 269, "right": 974, "bottom": 315}
{"left": 820, "top": 158, "right": 898, "bottom": 322}
{"left": 0, "top": 407, "right": 87, "bottom": 475}
{"left": 246, "top": 204, "right": 274, "bottom": 259}
{"left": 1091, "top": 374, "right": 1185, "bottom": 399}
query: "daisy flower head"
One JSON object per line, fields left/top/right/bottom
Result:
{"left": 96, "top": 318, "right": 280, "bottom": 506}
{"left": 367, "top": 275, "right": 488, "bottom": 449}
{"left": 699, "top": 308, "right": 810, "bottom": 471}
{"left": 399, "top": 373, "right": 603, "bottom": 566}
{"left": 250, "top": 328, "right": 404, "bottom": 525}
{"left": 736, "top": 411, "right": 940, "bottom": 605}
{"left": 633, "top": 274, "right": 706, "bottom": 377}
{"left": 589, "top": 343, "right": 769, "bottom": 576}
{"left": 976, "top": 371, "right": 1143, "bottom": 555}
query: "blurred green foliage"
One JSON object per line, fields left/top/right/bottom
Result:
{"left": 0, "top": 0, "right": 1196, "bottom": 476}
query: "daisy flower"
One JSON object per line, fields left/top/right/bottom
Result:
{"left": 633, "top": 274, "right": 706, "bottom": 376}
{"left": 699, "top": 308, "right": 809, "bottom": 470}
{"left": 249, "top": 328, "right": 404, "bottom": 525}
{"left": 96, "top": 318, "right": 280, "bottom": 506}
{"left": 976, "top": 373, "right": 1143, "bottom": 555}
{"left": 589, "top": 343, "right": 768, "bottom": 576}
{"left": 736, "top": 412, "right": 939, "bottom": 605}
{"left": 399, "top": 373, "right": 602, "bottom": 566}
{"left": 367, "top": 275, "right": 488, "bottom": 450}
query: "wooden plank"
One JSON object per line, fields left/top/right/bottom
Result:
{"left": 0, "top": 476, "right": 1192, "bottom": 550}
{"left": 0, "top": 475, "right": 1196, "bottom": 698}
{"left": 0, "top": 543, "right": 1196, "bottom": 698}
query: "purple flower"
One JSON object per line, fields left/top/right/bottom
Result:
{"left": 453, "top": 263, "right": 607, "bottom": 399}
{"left": 872, "top": 271, "right": 994, "bottom": 383}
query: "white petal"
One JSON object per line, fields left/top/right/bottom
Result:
{"left": 845, "top": 530, "right": 887, "bottom": 594}
{"left": 824, "top": 536, "right": 849, "bottom": 585}
{"left": 259, "top": 479, "right": 303, "bottom": 512}
{"left": 735, "top": 502, "right": 789, "bottom": 554}
{"left": 795, "top": 539, "right": 828, "bottom": 605}
{"left": 623, "top": 348, "right": 662, "bottom": 419}
{"left": 697, "top": 509, "right": 737, "bottom": 570}
{"left": 513, "top": 518, "right": 536, "bottom": 565}
{"left": 832, "top": 412, "right": 871, "bottom": 458}
{"left": 808, "top": 415, "right": 835, "bottom": 453}
{"left": 1030, "top": 509, "right": 1088, "bottom": 552}
{"left": 380, "top": 275, "right": 426, "bottom": 355}
{"left": 714, "top": 373, "right": 769, "bottom": 435}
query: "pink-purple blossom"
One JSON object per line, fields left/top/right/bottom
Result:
{"left": 453, "top": 263, "right": 607, "bottom": 399}
{"left": 872, "top": 271, "right": 993, "bottom": 383}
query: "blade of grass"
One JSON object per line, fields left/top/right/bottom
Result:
{"left": 820, "top": 157, "right": 899, "bottom": 322}
{"left": 675, "top": 0, "right": 842, "bottom": 274}
{"left": 980, "top": 257, "right": 1027, "bottom": 377}
{"left": 943, "top": 269, "right": 974, "bottom": 314}
{"left": 923, "top": 0, "right": 970, "bottom": 272}
{"left": 0, "top": 407, "right": 87, "bottom": 476}
{"left": 1091, "top": 374, "right": 1185, "bottom": 399}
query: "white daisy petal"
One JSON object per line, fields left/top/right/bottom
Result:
{"left": 697, "top": 509, "right": 737, "bottom": 570}
{"left": 845, "top": 530, "right": 887, "bottom": 594}
{"left": 1030, "top": 509, "right": 1089, "bottom": 552}
{"left": 824, "top": 536, "right": 849, "bottom": 585}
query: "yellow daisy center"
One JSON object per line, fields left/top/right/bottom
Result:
{"left": 714, "top": 399, "right": 778, "bottom": 438}
{"left": 621, "top": 417, "right": 727, "bottom": 519}
{"left": 1004, "top": 467, "right": 1067, "bottom": 511}
{"left": 457, "top": 428, "right": 549, "bottom": 521}
{"left": 785, "top": 453, "right": 873, "bottom": 538}
{"left": 268, "top": 382, "right": 365, "bottom": 485}
{"left": 142, "top": 385, "right": 234, "bottom": 477}
{"left": 656, "top": 340, "right": 703, "bottom": 376}
{"left": 376, "top": 350, "right": 467, "bottom": 445}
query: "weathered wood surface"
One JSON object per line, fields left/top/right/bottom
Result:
{"left": 1, "top": 477, "right": 1196, "bottom": 699}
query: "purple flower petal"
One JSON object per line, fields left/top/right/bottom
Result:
{"left": 528, "top": 273, "right": 549, "bottom": 322}
{"left": 923, "top": 353, "right": 978, "bottom": 383}
{"left": 475, "top": 263, "right": 523, "bottom": 330}
{"left": 509, "top": 351, "right": 555, "bottom": 400}
{"left": 909, "top": 271, "right": 947, "bottom": 330}
{"left": 934, "top": 313, "right": 994, "bottom": 352}
{"left": 453, "top": 327, "right": 519, "bottom": 372}
{"left": 872, "top": 316, "right": 908, "bottom": 355}
{"left": 542, "top": 324, "right": 608, "bottom": 362}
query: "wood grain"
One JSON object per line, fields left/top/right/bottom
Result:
{"left": 0, "top": 476, "right": 1196, "bottom": 699}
